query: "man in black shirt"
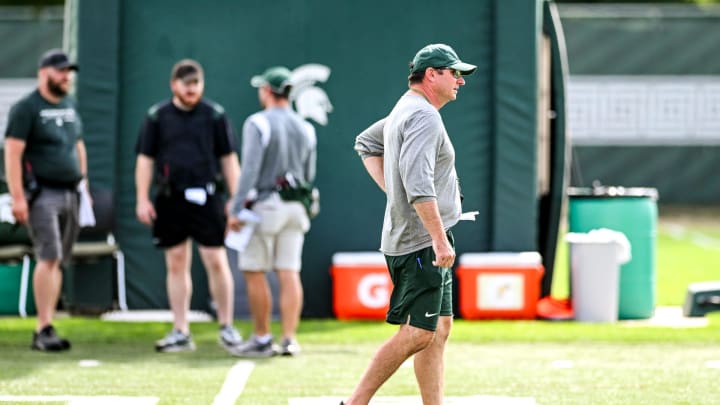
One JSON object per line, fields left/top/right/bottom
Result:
{"left": 135, "top": 59, "right": 242, "bottom": 353}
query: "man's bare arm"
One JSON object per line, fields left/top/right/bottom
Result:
{"left": 362, "top": 156, "right": 385, "bottom": 192}
{"left": 135, "top": 154, "right": 156, "bottom": 225}
{"left": 220, "top": 153, "right": 241, "bottom": 197}
{"left": 4, "top": 138, "right": 28, "bottom": 223}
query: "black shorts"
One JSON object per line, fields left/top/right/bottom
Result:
{"left": 152, "top": 192, "right": 226, "bottom": 248}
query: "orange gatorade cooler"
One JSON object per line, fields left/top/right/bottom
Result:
{"left": 331, "top": 252, "right": 391, "bottom": 320}
{"left": 456, "top": 252, "right": 544, "bottom": 320}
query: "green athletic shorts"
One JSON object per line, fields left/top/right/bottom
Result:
{"left": 384, "top": 230, "right": 454, "bottom": 331}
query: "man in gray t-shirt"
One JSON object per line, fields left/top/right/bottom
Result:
{"left": 228, "top": 66, "right": 317, "bottom": 358}
{"left": 346, "top": 44, "right": 476, "bottom": 405}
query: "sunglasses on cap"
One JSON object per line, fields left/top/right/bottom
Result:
{"left": 436, "top": 67, "right": 462, "bottom": 79}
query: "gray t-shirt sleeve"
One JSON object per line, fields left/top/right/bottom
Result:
{"left": 231, "top": 114, "right": 266, "bottom": 213}
{"left": 354, "top": 117, "right": 386, "bottom": 159}
{"left": 398, "top": 110, "right": 443, "bottom": 205}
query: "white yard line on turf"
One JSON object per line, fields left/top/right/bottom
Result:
{"left": 550, "top": 360, "right": 575, "bottom": 368}
{"left": 706, "top": 360, "right": 720, "bottom": 369}
{"left": 0, "top": 396, "right": 158, "bottom": 404}
{"left": 1, "top": 361, "right": 255, "bottom": 405}
{"left": 211, "top": 360, "right": 255, "bottom": 405}
{"left": 289, "top": 396, "right": 537, "bottom": 404}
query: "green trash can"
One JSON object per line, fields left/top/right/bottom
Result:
{"left": 0, "top": 256, "right": 37, "bottom": 316}
{"left": 568, "top": 186, "right": 658, "bottom": 320}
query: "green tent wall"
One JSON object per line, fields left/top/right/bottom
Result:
{"left": 74, "top": 0, "right": 567, "bottom": 316}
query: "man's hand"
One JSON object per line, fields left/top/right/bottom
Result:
{"left": 11, "top": 196, "right": 29, "bottom": 224}
{"left": 226, "top": 216, "right": 246, "bottom": 232}
{"left": 136, "top": 198, "right": 156, "bottom": 225}
{"left": 413, "top": 199, "right": 455, "bottom": 268}
{"left": 432, "top": 237, "right": 455, "bottom": 268}
{"left": 362, "top": 156, "right": 385, "bottom": 192}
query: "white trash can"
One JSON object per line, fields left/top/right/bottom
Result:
{"left": 566, "top": 229, "right": 631, "bottom": 323}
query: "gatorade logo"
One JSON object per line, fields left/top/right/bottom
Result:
{"left": 357, "top": 273, "right": 390, "bottom": 308}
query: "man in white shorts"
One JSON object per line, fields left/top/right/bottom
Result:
{"left": 228, "top": 66, "right": 317, "bottom": 357}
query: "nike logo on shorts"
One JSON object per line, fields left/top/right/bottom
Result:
{"left": 424, "top": 312, "right": 439, "bottom": 318}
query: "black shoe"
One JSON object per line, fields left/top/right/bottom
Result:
{"left": 31, "top": 325, "right": 71, "bottom": 352}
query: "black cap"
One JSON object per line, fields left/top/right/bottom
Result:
{"left": 171, "top": 59, "right": 204, "bottom": 83}
{"left": 39, "top": 49, "right": 79, "bottom": 71}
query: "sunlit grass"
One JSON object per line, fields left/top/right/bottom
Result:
{"left": 1, "top": 208, "right": 720, "bottom": 404}
{"left": 1, "top": 315, "right": 719, "bottom": 404}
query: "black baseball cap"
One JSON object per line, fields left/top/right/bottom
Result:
{"left": 171, "top": 59, "right": 204, "bottom": 83}
{"left": 39, "top": 49, "right": 78, "bottom": 71}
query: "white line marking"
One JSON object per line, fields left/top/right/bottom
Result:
{"left": 0, "top": 396, "right": 158, "bottom": 404}
{"left": 621, "top": 306, "right": 708, "bottom": 328}
{"left": 550, "top": 360, "right": 574, "bottom": 368}
{"left": 211, "top": 360, "right": 255, "bottom": 405}
{"left": 78, "top": 359, "right": 101, "bottom": 367}
{"left": 706, "top": 360, "right": 720, "bottom": 369}
{"left": 289, "top": 396, "right": 537, "bottom": 404}
{"left": 68, "top": 397, "right": 158, "bottom": 405}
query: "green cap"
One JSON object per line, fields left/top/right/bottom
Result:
{"left": 250, "top": 66, "right": 292, "bottom": 93}
{"left": 410, "top": 44, "right": 477, "bottom": 75}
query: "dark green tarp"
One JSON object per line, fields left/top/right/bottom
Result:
{"left": 75, "top": 0, "right": 556, "bottom": 316}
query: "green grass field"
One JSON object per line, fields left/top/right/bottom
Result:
{"left": 1, "top": 208, "right": 720, "bottom": 405}
{"left": 1, "top": 317, "right": 719, "bottom": 404}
